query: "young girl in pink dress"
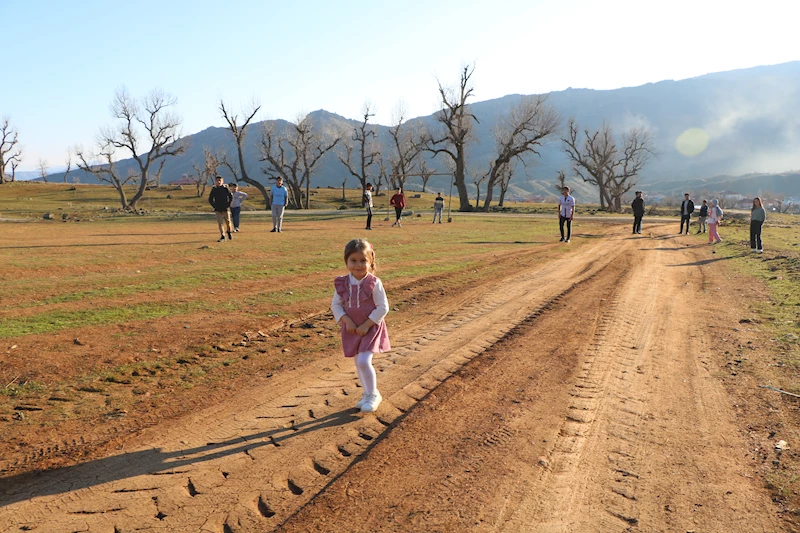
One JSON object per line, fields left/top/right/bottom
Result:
{"left": 331, "top": 239, "right": 391, "bottom": 413}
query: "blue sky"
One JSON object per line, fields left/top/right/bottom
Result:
{"left": 3, "top": 0, "right": 797, "bottom": 171}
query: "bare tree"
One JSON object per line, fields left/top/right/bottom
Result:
{"left": 259, "top": 113, "right": 341, "bottom": 209}
{"left": 62, "top": 151, "right": 73, "bottom": 183}
{"left": 191, "top": 148, "right": 220, "bottom": 197}
{"left": 339, "top": 103, "right": 380, "bottom": 197}
{"left": 0, "top": 117, "right": 22, "bottom": 184}
{"left": 418, "top": 159, "right": 434, "bottom": 193}
{"left": 555, "top": 169, "right": 568, "bottom": 193}
{"left": 89, "top": 87, "right": 186, "bottom": 210}
{"left": 472, "top": 170, "right": 487, "bottom": 210}
{"left": 480, "top": 95, "right": 560, "bottom": 210}
{"left": 9, "top": 160, "right": 19, "bottom": 182}
{"left": 420, "top": 65, "right": 479, "bottom": 211}
{"left": 497, "top": 163, "right": 516, "bottom": 207}
{"left": 38, "top": 159, "right": 49, "bottom": 183}
{"left": 388, "top": 102, "right": 421, "bottom": 191}
{"left": 562, "top": 119, "right": 653, "bottom": 212}
{"left": 148, "top": 159, "right": 166, "bottom": 188}
{"left": 219, "top": 100, "right": 270, "bottom": 208}
{"left": 374, "top": 154, "right": 389, "bottom": 195}
{"left": 75, "top": 145, "right": 135, "bottom": 208}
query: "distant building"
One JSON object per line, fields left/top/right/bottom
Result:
{"left": 169, "top": 174, "right": 197, "bottom": 186}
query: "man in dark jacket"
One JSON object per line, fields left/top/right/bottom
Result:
{"left": 208, "top": 175, "right": 233, "bottom": 242}
{"left": 631, "top": 191, "right": 645, "bottom": 234}
{"left": 696, "top": 200, "right": 709, "bottom": 234}
{"left": 679, "top": 193, "right": 694, "bottom": 234}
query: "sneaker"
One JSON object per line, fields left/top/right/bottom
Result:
{"left": 751, "top": 248, "right": 757, "bottom": 252}
{"left": 398, "top": 222, "right": 402, "bottom": 227}
{"left": 758, "top": 249, "right": 763, "bottom": 253}
{"left": 227, "top": 231, "right": 232, "bottom": 240}
{"left": 360, "top": 392, "right": 382, "bottom": 413}
{"left": 270, "top": 228, "right": 277, "bottom": 233}
{"left": 559, "top": 238, "right": 565, "bottom": 242}
{"left": 391, "top": 222, "right": 396, "bottom": 227}
{"left": 354, "top": 391, "right": 368, "bottom": 409}
{"left": 277, "top": 229, "right": 282, "bottom": 233}
{"left": 565, "top": 239, "right": 570, "bottom": 243}
{"left": 234, "top": 228, "right": 239, "bottom": 232}
{"left": 218, "top": 236, "right": 226, "bottom": 242}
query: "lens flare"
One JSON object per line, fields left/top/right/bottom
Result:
{"left": 675, "top": 128, "right": 709, "bottom": 157}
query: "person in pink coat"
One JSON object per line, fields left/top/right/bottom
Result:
{"left": 331, "top": 239, "right": 391, "bottom": 413}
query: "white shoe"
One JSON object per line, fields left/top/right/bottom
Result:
{"left": 565, "top": 239, "right": 570, "bottom": 243}
{"left": 360, "top": 392, "right": 382, "bottom": 413}
{"left": 751, "top": 248, "right": 757, "bottom": 252}
{"left": 354, "top": 391, "right": 368, "bottom": 409}
{"left": 758, "top": 249, "right": 763, "bottom": 253}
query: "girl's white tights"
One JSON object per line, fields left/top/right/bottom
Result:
{"left": 354, "top": 351, "right": 377, "bottom": 395}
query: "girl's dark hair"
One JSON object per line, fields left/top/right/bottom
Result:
{"left": 752, "top": 197, "right": 763, "bottom": 210}
{"left": 344, "top": 239, "right": 376, "bottom": 273}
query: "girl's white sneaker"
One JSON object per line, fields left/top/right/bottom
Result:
{"left": 355, "top": 391, "right": 368, "bottom": 409}
{"left": 360, "top": 392, "right": 382, "bottom": 413}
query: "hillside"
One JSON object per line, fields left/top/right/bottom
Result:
{"left": 47, "top": 62, "right": 800, "bottom": 202}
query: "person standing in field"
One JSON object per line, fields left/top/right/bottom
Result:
{"left": 696, "top": 200, "right": 709, "bottom": 234}
{"left": 269, "top": 177, "right": 289, "bottom": 233}
{"left": 363, "top": 183, "right": 374, "bottom": 230}
{"left": 558, "top": 186, "right": 575, "bottom": 243}
{"left": 229, "top": 182, "right": 248, "bottom": 232}
{"left": 390, "top": 187, "right": 406, "bottom": 228}
{"left": 331, "top": 239, "right": 391, "bottom": 413}
{"left": 679, "top": 192, "right": 694, "bottom": 234}
{"left": 208, "top": 175, "right": 233, "bottom": 242}
{"left": 750, "top": 197, "right": 766, "bottom": 253}
{"left": 631, "top": 190, "right": 645, "bottom": 234}
{"left": 708, "top": 198, "right": 723, "bottom": 244}
{"left": 433, "top": 192, "right": 445, "bottom": 223}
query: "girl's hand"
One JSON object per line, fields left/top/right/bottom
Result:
{"left": 341, "top": 316, "right": 358, "bottom": 334}
{"left": 356, "top": 320, "right": 375, "bottom": 337}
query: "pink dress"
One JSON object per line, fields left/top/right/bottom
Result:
{"left": 334, "top": 274, "right": 391, "bottom": 357}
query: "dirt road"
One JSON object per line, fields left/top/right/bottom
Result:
{"left": 0, "top": 223, "right": 787, "bottom": 532}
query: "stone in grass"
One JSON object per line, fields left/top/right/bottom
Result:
{"left": 776, "top": 440, "right": 789, "bottom": 451}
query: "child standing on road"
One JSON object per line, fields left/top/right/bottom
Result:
{"left": 750, "top": 197, "right": 766, "bottom": 253}
{"left": 331, "top": 239, "right": 391, "bottom": 413}
{"left": 230, "top": 183, "right": 248, "bottom": 232}
{"left": 363, "top": 183, "right": 374, "bottom": 230}
{"left": 708, "top": 199, "right": 723, "bottom": 244}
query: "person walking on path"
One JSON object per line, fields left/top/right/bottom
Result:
{"left": 708, "top": 198, "right": 723, "bottom": 244}
{"left": 363, "top": 183, "right": 374, "bottom": 230}
{"left": 696, "top": 200, "right": 709, "bottom": 234}
{"left": 750, "top": 197, "right": 766, "bottom": 253}
{"left": 269, "top": 177, "right": 289, "bottom": 233}
{"left": 208, "top": 175, "right": 233, "bottom": 242}
{"left": 229, "top": 183, "right": 248, "bottom": 232}
{"left": 679, "top": 192, "right": 694, "bottom": 234}
{"left": 558, "top": 186, "right": 575, "bottom": 243}
{"left": 331, "top": 238, "right": 391, "bottom": 413}
{"left": 433, "top": 192, "right": 445, "bottom": 223}
{"left": 390, "top": 187, "right": 406, "bottom": 228}
{"left": 631, "top": 190, "right": 645, "bottom": 234}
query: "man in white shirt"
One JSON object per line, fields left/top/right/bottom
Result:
{"left": 557, "top": 186, "right": 576, "bottom": 243}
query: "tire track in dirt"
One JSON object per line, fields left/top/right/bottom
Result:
{"left": 0, "top": 232, "right": 627, "bottom": 533}
{"left": 274, "top": 226, "right": 787, "bottom": 533}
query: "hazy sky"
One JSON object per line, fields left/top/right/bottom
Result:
{"left": 3, "top": 0, "right": 797, "bottom": 171}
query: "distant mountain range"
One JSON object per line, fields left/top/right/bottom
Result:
{"left": 44, "top": 61, "right": 800, "bottom": 203}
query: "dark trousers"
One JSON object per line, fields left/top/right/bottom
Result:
{"left": 366, "top": 206, "right": 372, "bottom": 229}
{"left": 394, "top": 206, "right": 403, "bottom": 221}
{"left": 559, "top": 216, "right": 572, "bottom": 240}
{"left": 633, "top": 215, "right": 643, "bottom": 233}
{"left": 680, "top": 214, "right": 691, "bottom": 233}
{"left": 750, "top": 220, "right": 763, "bottom": 250}
{"left": 230, "top": 206, "right": 241, "bottom": 229}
